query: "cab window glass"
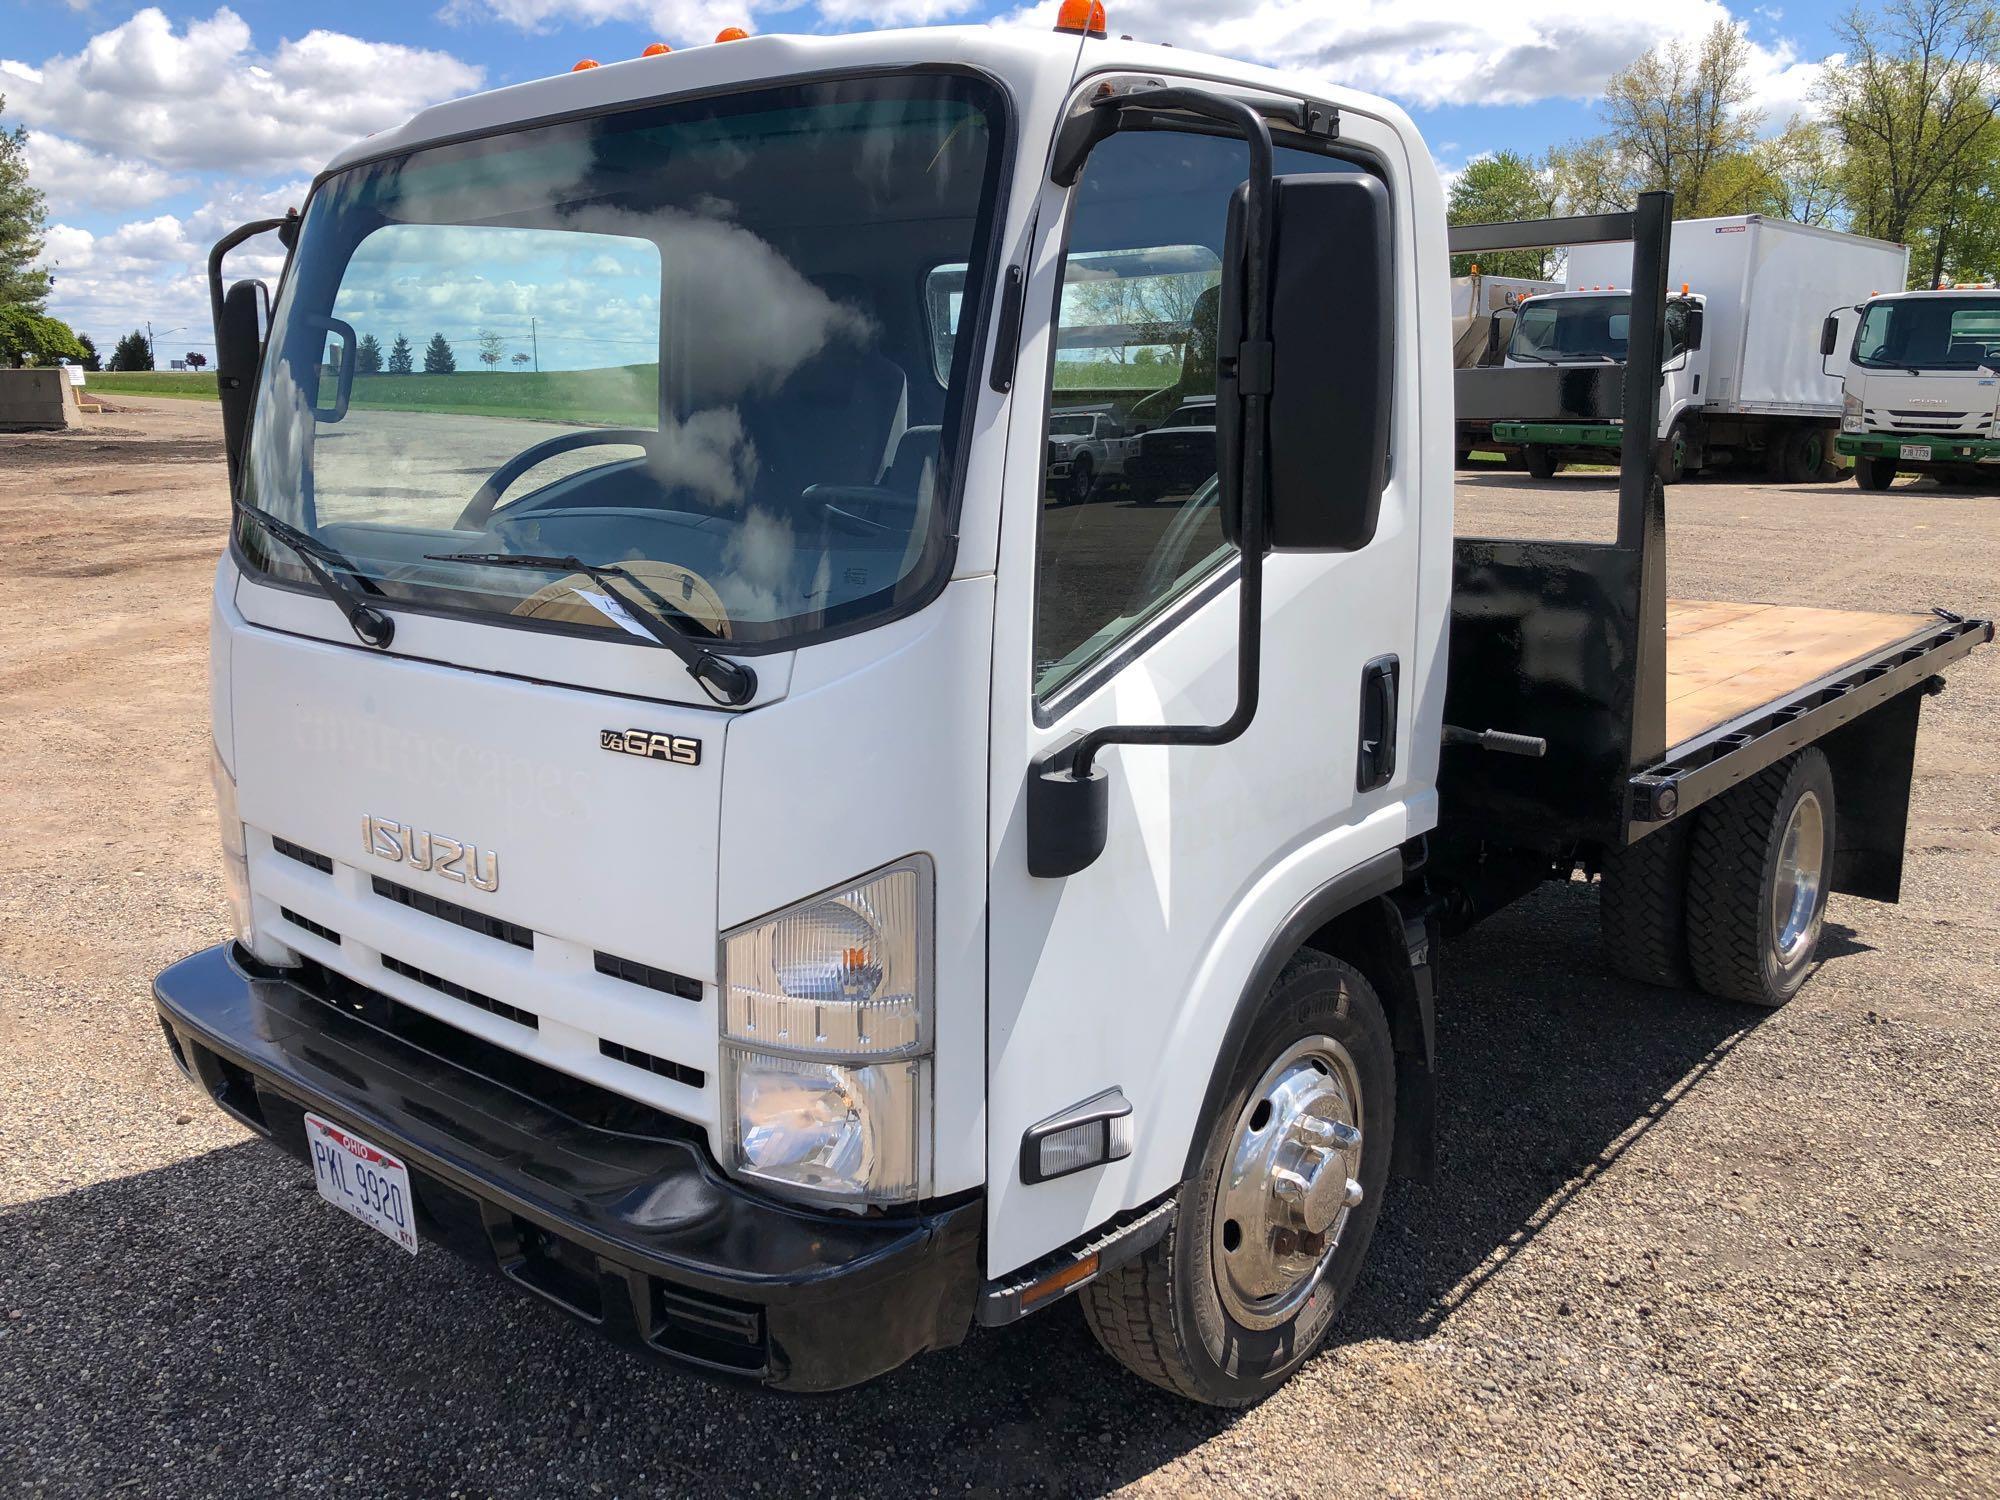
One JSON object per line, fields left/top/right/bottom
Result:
{"left": 1033, "top": 130, "right": 1353, "bottom": 700}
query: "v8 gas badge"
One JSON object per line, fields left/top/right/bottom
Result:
{"left": 601, "top": 728, "right": 702, "bottom": 766}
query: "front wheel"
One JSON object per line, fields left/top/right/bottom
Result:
{"left": 1067, "top": 454, "right": 1097, "bottom": 505}
{"left": 1656, "top": 419, "right": 1690, "bottom": 485}
{"left": 1854, "top": 455, "right": 1897, "bottom": 491}
{"left": 1081, "top": 950, "right": 1394, "bottom": 1406}
{"left": 1523, "top": 445, "right": 1561, "bottom": 480}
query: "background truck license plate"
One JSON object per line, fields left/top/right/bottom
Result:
{"left": 304, "top": 1112, "right": 419, "bottom": 1255}
{"left": 1900, "top": 443, "right": 1930, "bottom": 461}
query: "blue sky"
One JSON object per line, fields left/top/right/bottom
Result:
{"left": 1, "top": 0, "right": 1851, "bottom": 354}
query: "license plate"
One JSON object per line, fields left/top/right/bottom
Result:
{"left": 1900, "top": 443, "right": 1931, "bottom": 461}
{"left": 304, "top": 1112, "right": 418, "bottom": 1255}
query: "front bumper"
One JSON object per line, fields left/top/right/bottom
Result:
{"left": 1836, "top": 432, "right": 2000, "bottom": 462}
{"left": 1491, "top": 420, "right": 1623, "bottom": 447}
{"left": 153, "top": 943, "right": 981, "bottom": 1392}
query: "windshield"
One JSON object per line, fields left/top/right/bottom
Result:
{"left": 1048, "top": 414, "right": 1098, "bottom": 436}
{"left": 1509, "top": 294, "right": 1630, "bottom": 363}
{"left": 242, "top": 74, "right": 1007, "bottom": 650}
{"left": 1853, "top": 296, "right": 2000, "bottom": 371}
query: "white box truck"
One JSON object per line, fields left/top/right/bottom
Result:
{"left": 1823, "top": 286, "right": 2000, "bottom": 489}
{"left": 157, "top": 18, "right": 1988, "bottom": 1408}
{"left": 1464, "top": 215, "right": 1907, "bottom": 482}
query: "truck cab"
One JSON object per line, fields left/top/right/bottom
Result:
{"left": 1492, "top": 286, "right": 1706, "bottom": 478}
{"left": 1828, "top": 287, "right": 2000, "bottom": 489}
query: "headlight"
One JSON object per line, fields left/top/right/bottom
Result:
{"left": 1843, "top": 391, "right": 1863, "bottom": 431}
{"left": 719, "top": 857, "right": 932, "bottom": 1206}
{"left": 211, "top": 746, "right": 254, "bottom": 948}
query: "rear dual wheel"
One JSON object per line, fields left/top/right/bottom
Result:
{"left": 1601, "top": 748, "right": 1837, "bottom": 1008}
{"left": 1081, "top": 951, "right": 1393, "bottom": 1406}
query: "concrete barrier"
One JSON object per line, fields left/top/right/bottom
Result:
{"left": 0, "top": 368, "right": 72, "bottom": 431}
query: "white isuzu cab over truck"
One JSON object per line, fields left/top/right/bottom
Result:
{"left": 1461, "top": 215, "right": 1907, "bottom": 483}
{"left": 157, "top": 14, "right": 1991, "bottom": 1405}
{"left": 1823, "top": 286, "right": 2000, "bottom": 490}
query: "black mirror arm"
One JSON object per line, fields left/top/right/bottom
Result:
{"left": 1027, "top": 88, "right": 1274, "bottom": 878}
{"left": 206, "top": 213, "right": 294, "bottom": 340}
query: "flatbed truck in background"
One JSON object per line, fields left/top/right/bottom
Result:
{"left": 1824, "top": 285, "right": 2000, "bottom": 489}
{"left": 1460, "top": 214, "right": 1906, "bottom": 482}
{"left": 157, "top": 18, "right": 1989, "bottom": 1409}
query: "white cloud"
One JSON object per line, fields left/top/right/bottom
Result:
{"left": 20, "top": 130, "right": 191, "bottom": 213}
{"left": 1000, "top": 0, "right": 1823, "bottom": 113}
{"left": 1, "top": 7, "right": 483, "bottom": 174}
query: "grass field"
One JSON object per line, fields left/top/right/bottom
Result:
{"left": 85, "top": 365, "right": 660, "bottom": 425}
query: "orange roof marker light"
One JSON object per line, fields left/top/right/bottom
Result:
{"left": 716, "top": 25, "right": 750, "bottom": 40}
{"left": 1055, "top": 0, "right": 1109, "bottom": 38}
{"left": 571, "top": 58, "right": 600, "bottom": 70}
{"left": 642, "top": 42, "right": 672, "bottom": 55}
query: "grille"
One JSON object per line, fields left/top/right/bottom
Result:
{"left": 373, "top": 876, "right": 533, "bottom": 949}
{"left": 381, "top": 953, "right": 538, "bottom": 1030}
{"left": 272, "top": 836, "right": 333, "bottom": 874}
{"left": 599, "top": 1038, "right": 705, "bottom": 1090}
{"left": 280, "top": 907, "right": 341, "bottom": 944}
{"left": 594, "top": 951, "right": 702, "bottom": 1002}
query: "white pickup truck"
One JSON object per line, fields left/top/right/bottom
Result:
{"left": 159, "top": 14, "right": 1989, "bottom": 1407}
{"left": 1044, "top": 405, "right": 1138, "bottom": 502}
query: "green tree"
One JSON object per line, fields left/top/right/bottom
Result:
{"left": 1821, "top": 0, "right": 2000, "bottom": 285}
{"left": 0, "top": 95, "right": 53, "bottom": 314}
{"left": 1904, "top": 115, "right": 2000, "bottom": 280}
{"left": 0, "top": 305, "right": 85, "bottom": 365}
{"left": 1447, "top": 150, "right": 1560, "bottom": 276}
{"left": 355, "top": 333, "right": 384, "bottom": 375}
{"left": 477, "top": 327, "right": 504, "bottom": 370}
{"left": 109, "top": 329, "right": 153, "bottom": 371}
{"left": 422, "top": 332, "right": 456, "bottom": 374}
{"left": 1547, "top": 136, "right": 1628, "bottom": 216}
{"left": 387, "top": 332, "right": 414, "bottom": 374}
{"left": 76, "top": 332, "right": 99, "bottom": 371}
{"left": 1601, "top": 20, "right": 1764, "bottom": 215}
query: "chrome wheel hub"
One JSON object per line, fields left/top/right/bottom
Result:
{"left": 1772, "top": 789, "right": 1827, "bottom": 963}
{"left": 1211, "top": 1036, "right": 1364, "bottom": 1330}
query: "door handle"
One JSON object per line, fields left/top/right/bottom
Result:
{"left": 1357, "top": 655, "right": 1399, "bottom": 792}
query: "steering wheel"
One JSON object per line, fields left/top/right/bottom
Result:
{"left": 454, "top": 428, "right": 655, "bottom": 530}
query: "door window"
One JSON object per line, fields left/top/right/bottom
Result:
{"left": 1033, "top": 130, "right": 1366, "bottom": 699}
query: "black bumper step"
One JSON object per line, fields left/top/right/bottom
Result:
{"left": 153, "top": 944, "right": 980, "bottom": 1392}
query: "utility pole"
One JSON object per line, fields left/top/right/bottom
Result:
{"left": 146, "top": 320, "right": 154, "bottom": 369}
{"left": 531, "top": 316, "right": 539, "bottom": 373}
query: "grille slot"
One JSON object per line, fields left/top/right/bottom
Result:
{"left": 650, "top": 1283, "right": 765, "bottom": 1371}
{"left": 599, "top": 1039, "right": 705, "bottom": 1090}
{"left": 594, "top": 951, "right": 702, "bottom": 1002}
{"left": 272, "top": 836, "right": 333, "bottom": 874}
{"left": 280, "top": 907, "right": 341, "bottom": 944}
{"left": 373, "top": 876, "right": 533, "bottom": 949}
{"left": 381, "top": 953, "right": 538, "bottom": 1030}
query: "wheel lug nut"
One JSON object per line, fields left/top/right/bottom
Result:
{"left": 1343, "top": 1176, "right": 1363, "bottom": 1208}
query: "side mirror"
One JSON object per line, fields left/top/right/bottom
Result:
{"left": 1219, "top": 172, "right": 1392, "bottom": 552}
{"left": 217, "top": 278, "right": 270, "bottom": 493}
{"left": 1820, "top": 313, "right": 1840, "bottom": 358}
{"left": 1684, "top": 306, "right": 1704, "bottom": 352}
{"left": 308, "top": 314, "right": 357, "bottom": 423}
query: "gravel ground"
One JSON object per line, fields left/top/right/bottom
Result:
{"left": 2, "top": 403, "right": 1996, "bottom": 1497}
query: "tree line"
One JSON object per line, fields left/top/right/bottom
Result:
{"left": 1451, "top": 0, "right": 2000, "bottom": 289}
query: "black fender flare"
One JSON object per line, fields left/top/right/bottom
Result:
{"left": 1182, "top": 846, "right": 1440, "bottom": 1183}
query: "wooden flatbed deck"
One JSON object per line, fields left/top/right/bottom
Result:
{"left": 1665, "top": 600, "right": 1931, "bottom": 749}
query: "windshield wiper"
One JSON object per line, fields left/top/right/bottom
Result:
{"left": 425, "top": 551, "right": 757, "bottom": 706}
{"left": 236, "top": 503, "right": 394, "bottom": 648}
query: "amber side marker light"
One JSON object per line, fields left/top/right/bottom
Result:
{"left": 1054, "top": 0, "right": 1108, "bottom": 37}
{"left": 571, "top": 58, "right": 599, "bottom": 70}
{"left": 641, "top": 42, "right": 672, "bottom": 55}
{"left": 716, "top": 25, "right": 750, "bottom": 40}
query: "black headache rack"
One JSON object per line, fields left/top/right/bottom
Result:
{"left": 1441, "top": 197, "right": 1676, "bottom": 854}
{"left": 1437, "top": 198, "right": 1991, "bottom": 866}
{"left": 154, "top": 944, "right": 981, "bottom": 1393}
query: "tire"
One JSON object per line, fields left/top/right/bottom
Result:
{"left": 1068, "top": 453, "right": 1096, "bottom": 505}
{"left": 1777, "top": 427, "right": 1831, "bottom": 484}
{"left": 1600, "top": 821, "right": 1692, "bottom": 987}
{"left": 1523, "top": 446, "right": 1560, "bottom": 480}
{"left": 1656, "top": 419, "right": 1690, "bottom": 485}
{"left": 1854, "top": 456, "right": 1897, "bottom": 491}
{"left": 1080, "top": 950, "right": 1394, "bottom": 1407}
{"left": 1685, "top": 748, "right": 1837, "bottom": 1007}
